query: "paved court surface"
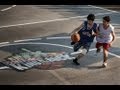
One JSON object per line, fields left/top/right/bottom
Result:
{"left": 0, "top": 5, "right": 120, "bottom": 85}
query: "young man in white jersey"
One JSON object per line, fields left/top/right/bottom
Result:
{"left": 96, "top": 16, "right": 116, "bottom": 67}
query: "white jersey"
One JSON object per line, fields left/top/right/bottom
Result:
{"left": 96, "top": 23, "right": 114, "bottom": 43}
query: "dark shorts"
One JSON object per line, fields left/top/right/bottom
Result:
{"left": 96, "top": 42, "right": 110, "bottom": 51}
{"left": 73, "top": 42, "right": 92, "bottom": 52}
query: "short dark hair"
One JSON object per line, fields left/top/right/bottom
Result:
{"left": 103, "top": 16, "right": 111, "bottom": 22}
{"left": 87, "top": 14, "right": 95, "bottom": 21}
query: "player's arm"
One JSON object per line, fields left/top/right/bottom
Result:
{"left": 92, "top": 29, "right": 97, "bottom": 36}
{"left": 70, "top": 23, "right": 83, "bottom": 35}
{"left": 92, "top": 24, "right": 99, "bottom": 36}
{"left": 95, "top": 27, "right": 99, "bottom": 36}
{"left": 109, "top": 30, "right": 116, "bottom": 47}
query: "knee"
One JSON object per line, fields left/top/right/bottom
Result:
{"left": 103, "top": 49, "right": 108, "bottom": 55}
{"left": 80, "top": 49, "right": 87, "bottom": 55}
{"left": 74, "top": 48, "right": 78, "bottom": 52}
{"left": 73, "top": 45, "right": 79, "bottom": 52}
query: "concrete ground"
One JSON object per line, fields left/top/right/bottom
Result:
{"left": 0, "top": 5, "right": 120, "bottom": 85}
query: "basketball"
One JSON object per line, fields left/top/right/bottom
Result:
{"left": 71, "top": 33, "right": 80, "bottom": 42}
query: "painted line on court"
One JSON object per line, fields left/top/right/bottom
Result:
{"left": 0, "top": 42, "right": 120, "bottom": 59}
{"left": 0, "top": 36, "right": 119, "bottom": 44}
{"left": 0, "top": 42, "right": 73, "bottom": 49}
{"left": 46, "top": 36, "right": 120, "bottom": 40}
{"left": 88, "top": 5, "right": 120, "bottom": 14}
{"left": 46, "top": 36, "right": 70, "bottom": 40}
{"left": 89, "top": 48, "right": 96, "bottom": 51}
{"left": 0, "top": 42, "right": 9, "bottom": 45}
{"left": 0, "top": 5, "right": 16, "bottom": 12}
{"left": 36, "top": 5, "right": 120, "bottom": 9}
{"left": 108, "top": 52, "right": 120, "bottom": 58}
{"left": 14, "top": 38, "right": 42, "bottom": 43}
{"left": 89, "top": 48, "right": 120, "bottom": 59}
{"left": 89, "top": 48, "right": 120, "bottom": 58}
{"left": 37, "top": 6, "right": 120, "bottom": 9}
{"left": 0, "top": 12, "right": 113, "bottom": 29}
{"left": 0, "top": 35, "right": 119, "bottom": 44}
{"left": 0, "top": 66, "right": 10, "bottom": 70}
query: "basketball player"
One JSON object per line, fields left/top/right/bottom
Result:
{"left": 96, "top": 16, "right": 116, "bottom": 67}
{"left": 70, "top": 14, "right": 97, "bottom": 65}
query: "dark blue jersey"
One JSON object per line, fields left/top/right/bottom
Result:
{"left": 78, "top": 21, "right": 97, "bottom": 43}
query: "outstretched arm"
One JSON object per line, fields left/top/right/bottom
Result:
{"left": 70, "top": 23, "right": 83, "bottom": 35}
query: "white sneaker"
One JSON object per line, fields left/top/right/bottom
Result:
{"left": 102, "top": 62, "right": 107, "bottom": 67}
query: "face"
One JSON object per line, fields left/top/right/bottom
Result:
{"left": 103, "top": 20, "right": 109, "bottom": 27}
{"left": 87, "top": 20, "right": 93, "bottom": 25}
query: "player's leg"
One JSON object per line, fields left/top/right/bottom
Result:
{"left": 74, "top": 46, "right": 86, "bottom": 63}
{"left": 77, "top": 42, "right": 92, "bottom": 61}
{"left": 103, "top": 48, "right": 108, "bottom": 67}
{"left": 73, "top": 42, "right": 82, "bottom": 52}
{"left": 96, "top": 42, "right": 102, "bottom": 53}
{"left": 73, "top": 42, "right": 91, "bottom": 65}
{"left": 102, "top": 43, "right": 110, "bottom": 67}
{"left": 73, "top": 42, "right": 82, "bottom": 65}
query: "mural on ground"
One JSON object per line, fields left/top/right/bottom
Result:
{"left": 0, "top": 48, "right": 76, "bottom": 71}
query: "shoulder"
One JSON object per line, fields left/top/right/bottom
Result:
{"left": 81, "top": 21, "right": 87, "bottom": 27}
{"left": 109, "top": 24, "right": 114, "bottom": 32}
{"left": 80, "top": 21, "right": 86, "bottom": 27}
{"left": 109, "top": 24, "right": 114, "bottom": 30}
{"left": 83, "top": 21, "right": 87, "bottom": 25}
{"left": 94, "top": 23, "right": 99, "bottom": 28}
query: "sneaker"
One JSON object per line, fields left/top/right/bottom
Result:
{"left": 102, "top": 62, "right": 107, "bottom": 67}
{"left": 73, "top": 58, "right": 80, "bottom": 65}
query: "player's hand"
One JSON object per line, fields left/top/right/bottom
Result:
{"left": 92, "top": 33, "right": 97, "bottom": 36}
{"left": 92, "top": 30, "right": 97, "bottom": 36}
{"left": 109, "top": 42, "right": 113, "bottom": 47}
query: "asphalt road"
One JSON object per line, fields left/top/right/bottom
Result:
{"left": 0, "top": 5, "right": 120, "bottom": 85}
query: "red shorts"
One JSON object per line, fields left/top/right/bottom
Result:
{"left": 96, "top": 42, "right": 110, "bottom": 50}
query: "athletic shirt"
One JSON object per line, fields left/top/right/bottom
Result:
{"left": 96, "top": 23, "right": 114, "bottom": 43}
{"left": 78, "top": 21, "right": 97, "bottom": 43}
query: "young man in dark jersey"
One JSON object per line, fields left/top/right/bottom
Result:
{"left": 70, "top": 14, "right": 97, "bottom": 65}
